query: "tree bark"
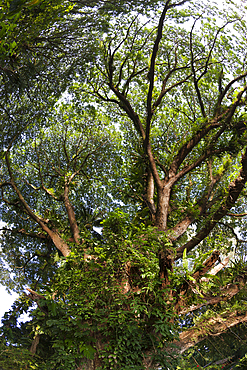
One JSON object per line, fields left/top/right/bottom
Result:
{"left": 155, "top": 186, "right": 171, "bottom": 230}
{"left": 30, "top": 334, "right": 40, "bottom": 355}
{"left": 145, "top": 168, "right": 156, "bottom": 217}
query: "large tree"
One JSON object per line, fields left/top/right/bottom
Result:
{"left": 1, "top": 0, "right": 247, "bottom": 369}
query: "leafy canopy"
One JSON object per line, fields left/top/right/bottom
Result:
{"left": 1, "top": 0, "right": 247, "bottom": 369}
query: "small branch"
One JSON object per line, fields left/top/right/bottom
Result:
{"left": 107, "top": 16, "right": 138, "bottom": 82}
{"left": 1, "top": 227, "right": 49, "bottom": 240}
{"left": 117, "top": 20, "right": 152, "bottom": 89}
{"left": 153, "top": 71, "right": 192, "bottom": 110}
{"left": 0, "top": 181, "right": 12, "bottom": 189}
{"left": 121, "top": 66, "right": 148, "bottom": 95}
{"left": 26, "top": 288, "right": 48, "bottom": 315}
{"left": 196, "top": 22, "right": 234, "bottom": 84}
{"left": 227, "top": 212, "right": 247, "bottom": 217}
{"left": 70, "top": 141, "right": 108, "bottom": 182}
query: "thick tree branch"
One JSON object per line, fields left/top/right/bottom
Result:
{"left": 63, "top": 183, "right": 80, "bottom": 244}
{"left": 215, "top": 71, "right": 247, "bottom": 112}
{"left": 30, "top": 334, "right": 40, "bottom": 355}
{"left": 175, "top": 251, "right": 220, "bottom": 305}
{"left": 222, "top": 84, "right": 247, "bottom": 124}
{"left": 146, "top": 0, "right": 171, "bottom": 139}
{"left": 173, "top": 144, "right": 228, "bottom": 183}
{"left": 168, "top": 215, "right": 194, "bottom": 242}
{"left": 177, "top": 256, "right": 240, "bottom": 317}
{"left": 173, "top": 261, "right": 247, "bottom": 354}
{"left": 200, "top": 256, "right": 230, "bottom": 282}
{"left": 175, "top": 147, "right": 247, "bottom": 259}
{"left": 145, "top": 167, "right": 156, "bottom": 216}
{"left": 109, "top": 84, "right": 146, "bottom": 139}
{"left": 146, "top": 141, "right": 163, "bottom": 188}
{"left": 108, "top": 83, "right": 162, "bottom": 188}
{"left": 176, "top": 309, "right": 247, "bottom": 354}
{"left": 104, "top": 30, "right": 146, "bottom": 141}
{"left": 169, "top": 90, "right": 246, "bottom": 177}
{"left": 169, "top": 119, "right": 222, "bottom": 176}
{"left": 168, "top": 185, "right": 220, "bottom": 242}
{"left": 168, "top": 163, "right": 226, "bottom": 241}
{"left": 192, "top": 250, "right": 220, "bottom": 280}
{"left": 5, "top": 152, "right": 71, "bottom": 257}
{"left": 62, "top": 124, "right": 70, "bottom": 168}
{"left": 144, "top": 0, "right": 192, "bottom": 152}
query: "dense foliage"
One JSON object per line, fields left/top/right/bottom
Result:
{"left": 1, "top": 0, "right": 247, "bottom": 369}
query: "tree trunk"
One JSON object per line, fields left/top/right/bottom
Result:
{"left": 155, "top": 186, "right": 171, "bottom": 230}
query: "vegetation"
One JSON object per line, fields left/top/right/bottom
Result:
{"left": 1, "top": 0, "right": 247, "bottom": 368}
